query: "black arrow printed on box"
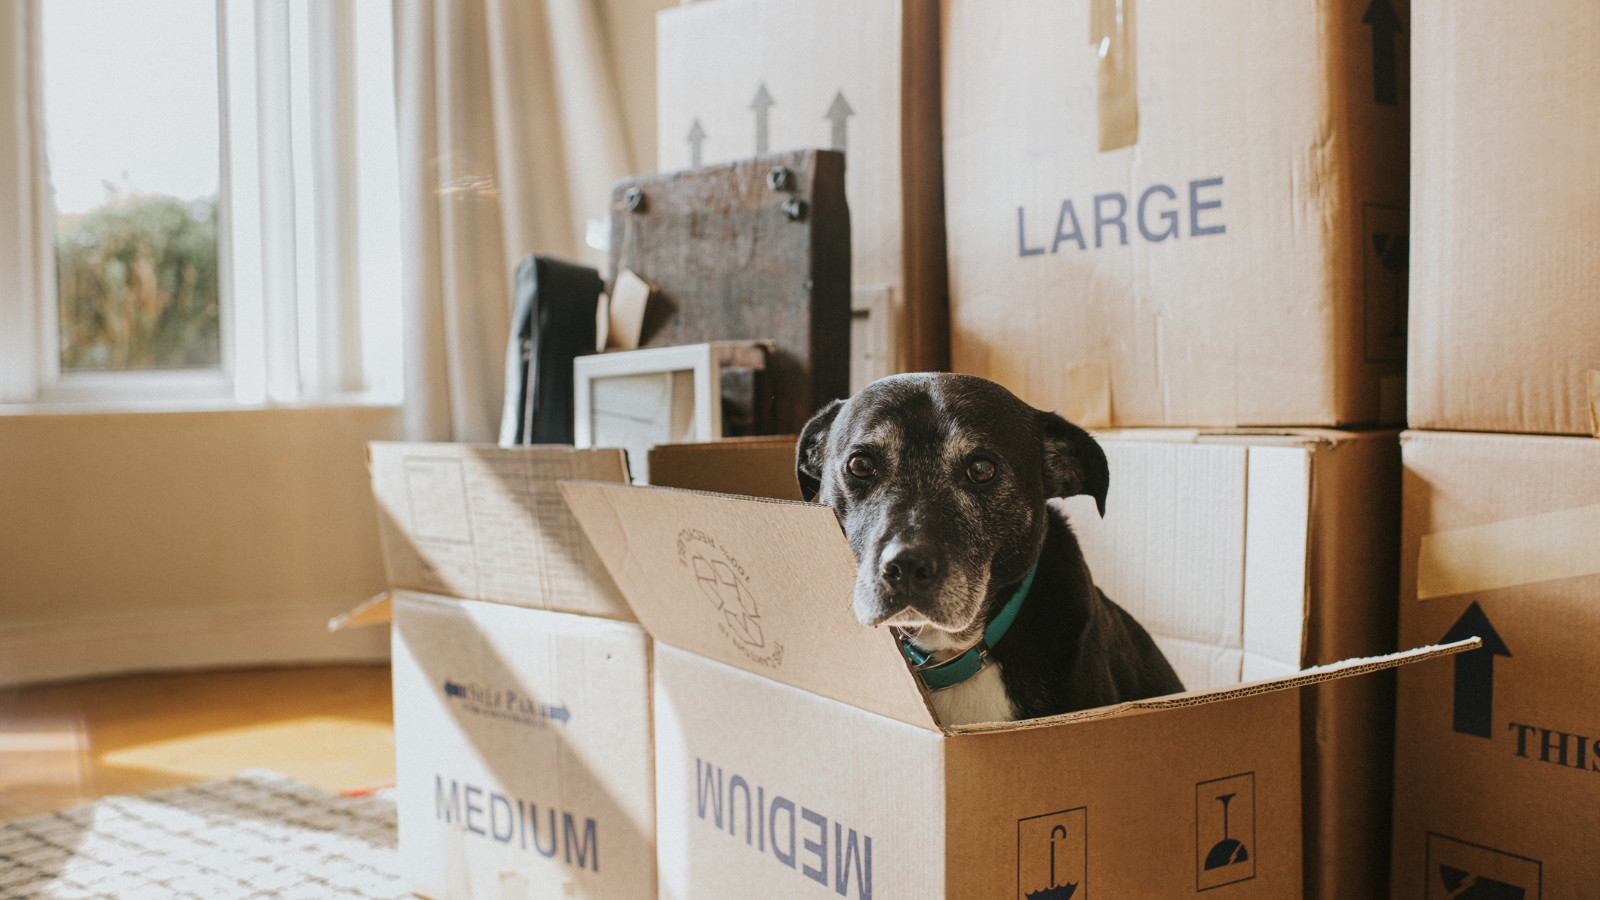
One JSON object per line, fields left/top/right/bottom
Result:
{"left": 1361, "top": 0, "right": 1402, "bottom": 106}
{"left": 1441, "top": 602, "right": 1512, "bottom": 739}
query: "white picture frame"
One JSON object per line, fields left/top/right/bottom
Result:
{"left": 574, "top": 343, "right": 722, "bottom": 483}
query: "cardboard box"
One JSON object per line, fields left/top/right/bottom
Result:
{"left": 363, "top": 443, "right": 657, "bottom": 899}
{"left": 942, "top": 0, "right": 1410, "bottom": 427}
{"left": 391, "top": 591, "right": 655, "bottom": 900}
{"left": 647, "top": 435, "right": 803, "bottom": 501}
{"left": 656, "top": 0, "right": 948, "bottom": 382}
{"left": 1406, "top": 2, "right": 1600, "bottom": 437}
{"left": 1079, "top": 428, "right": 1402, "bottom": 900}
{"left": 1391, "top": 431, "right": 1600, "bottom": 899}
{"left": 643, "top": 428, "right": 1400, "bottom": 896}
{"left": 367, "top": 443, "right": 633, "bottom": 618}
{"left": 560, "top": 480, "right": 1464, "bottom": 899}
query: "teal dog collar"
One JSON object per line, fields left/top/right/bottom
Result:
{"left": 897, "top": 565, "right": 1038, "bottom": 692}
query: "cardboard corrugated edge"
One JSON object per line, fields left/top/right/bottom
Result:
{"left": 946, "top": 639, "right": 1477, "bottom": 735}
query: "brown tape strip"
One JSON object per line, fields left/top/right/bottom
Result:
{"left": 1090, "top": 0, "right": 1138, "bottom": 151}
{"left": 1417, "top": 503, "right": 1600, "bottom": 600}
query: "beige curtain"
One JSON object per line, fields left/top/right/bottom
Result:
{"left": 395, "top": 0, "right": 637, "bottom": 442}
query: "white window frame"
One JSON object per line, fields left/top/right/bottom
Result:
{"left": 0, "top": 0, "right": 401, "bottom": 411}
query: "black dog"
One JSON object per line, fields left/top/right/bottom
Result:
{"left": 796, "top": 373, "right": 1183, "bottom": 726}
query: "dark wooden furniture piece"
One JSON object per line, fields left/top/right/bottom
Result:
{"left": 606, "top": 149, "right": 851, "bottom": 435}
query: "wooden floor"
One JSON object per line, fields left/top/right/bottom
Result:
{"left": 0, "top": 665, "right": 394, "bottom": 820}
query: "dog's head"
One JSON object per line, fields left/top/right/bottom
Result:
{"left": 796, "top": 373, "right": 1108, "bottom": 638}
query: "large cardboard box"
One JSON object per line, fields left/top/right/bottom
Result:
{"left": 366, "top": 444, "right": 656, "bottom": 899}
{"left": 1406, "top": 2, "right": 1600, "bottom": 437}
{"left": 391, "top": 592, "right": 655, "bottom": 900}
{"left": 561, "top": 480, "right": 1464, "bottom": 899}
{"left": 1391, "top": 431, "right": 1600, "bottom": 899}
{"left": 942, "top": 0, "right": 1410, "bottom": 428}
{"left": 656, "top": 0, "right": 948, "bottom": 384}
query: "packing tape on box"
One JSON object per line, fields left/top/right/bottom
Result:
{"left": 1587, "top": 369, "right": 1599, "bottom": 437}
{"left": 1091, "top": 0, "right": 1138, "bottom": 152}
{"left": 1416, "top": 503, "right": 1600, "bottom": 600}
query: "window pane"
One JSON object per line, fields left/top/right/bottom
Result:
{"left": 42, "top": 0, "right": 222, "bottom": 372}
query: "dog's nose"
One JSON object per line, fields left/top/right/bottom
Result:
{"left": 881, "top": 543, "right": 939, "bottom": 591}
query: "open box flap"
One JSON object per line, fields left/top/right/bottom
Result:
{"left": 946, "top": 638, "right": 1481, "bottom": 735}
{"left": 559, "top": 481, "right": 940, "bottom": 731}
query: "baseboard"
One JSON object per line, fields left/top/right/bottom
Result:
{"left": 0, "top": 601, "right": 391, "bottom": 688}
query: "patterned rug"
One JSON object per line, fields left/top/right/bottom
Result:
{"left": 0, "top": 770, "right": 406, "bottom": 900}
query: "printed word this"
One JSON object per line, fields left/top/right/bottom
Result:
{"left": 1507, "top": 722, "right": 1600, "bottom": 775}
{"left": 435, "top": 776, "right": 600, "bottom": 872}
{"left": 1017, "top": 177, "right": 1227, "bottom": 257}
{"left": 696, "top": 758, "right": 873, "bottom": 899}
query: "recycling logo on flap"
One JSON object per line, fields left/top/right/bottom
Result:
{"left": 677, "top": 528, "right": 784, "bottom": 668}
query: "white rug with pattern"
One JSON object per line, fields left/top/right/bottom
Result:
{"left": 0, "top": 771, "right": 405, "bottom": 900}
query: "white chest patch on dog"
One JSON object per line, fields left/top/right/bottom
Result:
{"left": 927, "top": 661, "right": 1015, "bottom": 727}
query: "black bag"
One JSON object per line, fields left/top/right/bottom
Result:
{"left": 498, "top": 256, "right": 603, "bottom": 446}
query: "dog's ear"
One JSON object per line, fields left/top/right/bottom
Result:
{"left": 1038, "top": 410, "right": 1110, "bottom": 516}
{"left": 796, "top": 399, "right": 844, "bottom": 502}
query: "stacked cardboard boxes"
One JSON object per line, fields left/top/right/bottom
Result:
{"left": 1390, "top": 4, "right": 1600, "bottom": 897}
{"left": 363, "top": 444, "right": 657, "bottom": 900}
{"left": 559, "top": 474, "right": 1460, "bottom": 900}
{"left": 655, "top": 0, "right": 948, "bottom": 388}
{"left": 939, "top": 1, "right": 1415, "bottom": 897}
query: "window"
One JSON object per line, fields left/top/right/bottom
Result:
{"left": 0, "top": 0, "right": 402, "bottom": 408}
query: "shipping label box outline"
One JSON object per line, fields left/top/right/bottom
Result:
{"left": 1392, "top": 430, "right": 1600, "bottom": 900}
{"left": 364, "top": 443, "right": 657, "bottom": 900}
{"left": 560, "top": 480, "right": 1469, "bottom": 899}
{"left": 941, "top": 0, "right": 1410, "bottom": 427}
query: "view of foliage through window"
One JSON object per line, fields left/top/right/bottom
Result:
{"left": 56, "top": 194, "right": 221, "bottom": 371}
{"left": 43, "top": 0, "right": 222, "bottom": 374}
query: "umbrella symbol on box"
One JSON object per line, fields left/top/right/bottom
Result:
{"left": 1024, "top": 825, "right": 1079, "bottom": 899}
{"left": 1017, "top": 807, "right": 1085, "bottom": 900}
{"left": 1204, "top": 793, "right": 1250, "bottom": 870}
{"left": 693, "top": 555, "right": 764, "bottom": 647}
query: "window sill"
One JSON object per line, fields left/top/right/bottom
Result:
{"left": 0, "top": 392, "right": 402, "bottom": 417}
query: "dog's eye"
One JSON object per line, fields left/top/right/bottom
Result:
{"left": 967, "top": 458, "right": 996, "bottom": 484}
{"left": 847, "top": 454, "right": 876, "bottom": 479}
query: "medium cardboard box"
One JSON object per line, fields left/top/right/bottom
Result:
{"left": 1406, "top": 2, "right": 1600, "bottom": 437}
{"left": 560, "top": 480, "right": 1465, "bottom": 899}
{"left": 1391, "top": 431, "right": 1600, "bottom": 899}
{"left": 364, "top": 443, "right": 656, "bottom": 899}
{"left": 647, "top": 428, "right": 1403, "bottom": 896}
{"left": 656, "top": 0, "right": 948, "bottom": 383}
{"left": 391, "top": 591, "right": 655, "bottom": 900}
{"left": 942, "top": 0, "right": 1410, "bottom": 428}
